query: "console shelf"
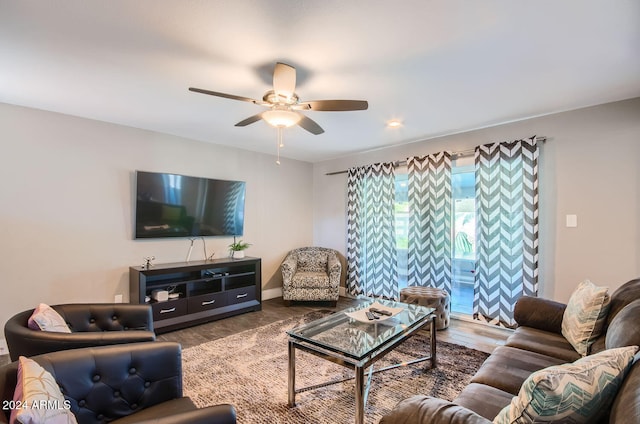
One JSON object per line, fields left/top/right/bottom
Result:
{"left": 129, "top": 257, "right": 261, "bottom": 333}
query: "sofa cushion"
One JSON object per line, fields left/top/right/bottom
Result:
{"left": 380, "top": 395, "right": 493, "bottom": 424}
{"left": 606, "top": 299, "right": 640, "bottom": 350}
{"left": 11, "top": 356, "right": 77, "bottom": 424}
{"left": 296, "top": 251, "right": 328, "bottom": 273}
{"left": 454, "top": 383, "right": 515, "bottom": 421}
{"left": 291, "top": 272, "right": 330, "bottom": 288}
{"left": 471, "top": 346, "right": 567, "bottom": 395}
{"left": 27, "top": 303, "right": 71, "bottom": 333}
{"left": 505, "top": 326, "right": 581, "bottom": 363}
{"left": 493, "top": 345, "right": 638, "bottom": 424}
{"left": 561, "top": 279, "right": 611, "bottom": 356}
{"left": 609, "top": 355, "right": 640, "bottom": 424}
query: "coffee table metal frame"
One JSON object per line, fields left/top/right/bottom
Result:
{"left": 287, "top": 299, "right": 436, "bottom": 424}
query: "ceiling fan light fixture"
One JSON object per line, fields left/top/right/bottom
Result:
{"left": 386, "top": 119, "right": 403, "bottom": 128}
{"left": 263, "top": 107, "right": 301, "bottom": 128}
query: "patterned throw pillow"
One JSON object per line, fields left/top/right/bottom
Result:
{"left": 493, "top": 345, "right": 638, "bottom": 424}
{"left": 561, "top": 280, "right": 610, "bottom": 356}
{"left": 27, "top": 303, "right": 71, "bottom": 333}
{"left": 10, "top": 356, "right": 77, "bottom": 424}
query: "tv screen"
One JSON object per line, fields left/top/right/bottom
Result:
{"left": 134, "top": 171, "right": 245, "bottom": 239}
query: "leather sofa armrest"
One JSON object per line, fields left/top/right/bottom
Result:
{"left": 127, "top": 404, "right": 237, "bottom": 424}
{"left": 55, "top": 303, "right": 154, "bottom": 332}
{"left": 379, "top": 395, "right": 492, "bottom": 424}
{"left": 513, "top": 296, "right": 566, "bottom": 334}
{"left": 5, "top": 319, "right": 155, "bottom": 361}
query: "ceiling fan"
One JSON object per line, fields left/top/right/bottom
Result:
{"left": 188, "top": 62, "right": 368, "bottom": 135}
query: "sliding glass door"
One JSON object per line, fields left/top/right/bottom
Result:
{"left": 451, "top": 166, "right": 475, "bottom": 315}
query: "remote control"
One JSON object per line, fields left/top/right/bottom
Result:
{"left": 365, "top": 311, "right": 378, "bottom": 320}
{"left": 369, "top": 307, "right": 392, "bottom": 316}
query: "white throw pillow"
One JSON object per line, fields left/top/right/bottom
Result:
{"left": 10, "top": 356, "right": 77, "bottom": 424}
{"left": 27, "top": 303, "right": 71, "bottom": 333}
{"left": 561, "top": 280, "right": 610, "bottom": 356}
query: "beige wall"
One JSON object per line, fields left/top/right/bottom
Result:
{"left": 0, "top": 103, "right": 313, "bottom": 329}
{"left": 313, "top": 98, "right": 640, "bottom": 303}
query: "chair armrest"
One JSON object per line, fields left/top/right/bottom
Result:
{"left": 327, "top": 252, "right": 341, "bottom": 282}
{"left": 129, "top": 404, "right": 237, "bottom": 424}
{"left": 280, "top": 254, "right": 298, "bottom": 287}
{"left": 380, "top": 396, "right": 492, "bottom": 424}
{"left": 55, "top": 303, "right": 154, "bottom": 332}
{"left": 5, "top": 314, "right": 155, "bottom": 360}
{"left": 513, "top": 296, "right": 566, "bottom": 334}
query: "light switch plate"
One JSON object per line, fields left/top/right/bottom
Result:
{"left": 566, "top": 214, "right": 578, "bottom": 228}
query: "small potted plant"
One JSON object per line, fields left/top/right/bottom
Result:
{"left": 228, "top": 240, "right": 251, "bottom": 259}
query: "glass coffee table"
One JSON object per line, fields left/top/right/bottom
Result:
{"left": 287, "top": 298, "right": 436, "bottom": 424}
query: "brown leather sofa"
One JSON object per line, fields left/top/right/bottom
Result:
{"left": 0, "top": 342, "right": 236, "bottom": 424}
{"left": 380, "top": 278, "right": 640, "bottom": 424}
{"left": 4, "top": 303, "right": 156, "bottom": 361}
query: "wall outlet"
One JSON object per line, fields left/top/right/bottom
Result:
{"left": 0, "top": 339, "right": 8, "bottom": 356}
{"left": 114, "top": 294, "right": 123, "bottom": 303}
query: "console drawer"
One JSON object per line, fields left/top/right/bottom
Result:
{"left": 188, "top": 292, "right": 227, "bottom": 313}
{"left": 226, "top": 286, "right": 256, "bottom": 305}
{"left": 152, "top": 298, "right": 187, "bottom": 321}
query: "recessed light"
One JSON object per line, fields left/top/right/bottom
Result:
{"left": 386, "top": 119, "right": 403, "bottom": 128}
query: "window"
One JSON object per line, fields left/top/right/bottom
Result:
{"left": 395, "top": 173, "right": 409, "bottom": 288}
{"left": 394, "top": 165, "right": 475, "bottom": 314}
{"left": 451, "top": 166, "right": 475, "bottom": 315}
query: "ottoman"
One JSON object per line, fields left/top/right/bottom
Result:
{"left": 400, "top": 286, "right": 450, "bottom": 330}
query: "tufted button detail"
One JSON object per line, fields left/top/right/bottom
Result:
{"left": 113, "top": 391, "right": 120, "bottom": 397}
{"left": 78, "top": 400, "right": 86, "bottom": 407}
{"left": 96, "top": 414, "right": 104, "bottom": 420}
{"left": 112, "top": 315, "right": 118, "bottom": 320}
{"left": 144, "top": 381, "right": 150, "bottom": 388}
{"left": 124, "top": 326, "right": 129, "bottom": 330}
{"left": 92, "top": 375, "right": 100, "bottom": 382}
{"left": 130, "top": 403, "right": 138, "bottom": 410}
{"left": 129, "top": 367, "right": 136, "bottom": 374}
{"left": 89, "top": 318, "right": 96, "bottom": 323}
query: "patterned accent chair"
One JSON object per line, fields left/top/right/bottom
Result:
{"left": 281, "top": 247, "right": 341, "bottom": 306}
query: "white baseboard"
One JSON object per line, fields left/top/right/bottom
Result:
{"left": 262, "top": 286, "right": 348, "bottom": 301}
{"left": 262, "top": 287, "right": 283, "bottom": 301}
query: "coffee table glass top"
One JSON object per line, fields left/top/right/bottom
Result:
{"left": 287, "top": 298, "right": 434, "bottom": 361}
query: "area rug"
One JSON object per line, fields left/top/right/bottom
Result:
{"left": 182, "top": 312, "right": 489, "bottom": 424}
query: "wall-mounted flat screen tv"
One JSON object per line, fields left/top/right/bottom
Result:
{"left": 134, "top": 171, "right": 245, "bottom": 239}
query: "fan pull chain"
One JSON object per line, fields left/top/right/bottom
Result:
{"left": 276, "top": 127, "right": 283, "bottom": 165}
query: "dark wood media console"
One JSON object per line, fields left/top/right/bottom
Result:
{"left": 129, "top": 257, "right": 261, "bottom": 333}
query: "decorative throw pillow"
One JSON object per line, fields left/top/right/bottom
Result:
{"left": 27, "top": 304, "right": 71, "bottom": 333}
{"left": 561, "top": 279, "right": 610, "bottom": 356}
{"left": 10, "top": 356, "right": 77, "bottom": 424}
{"left": 493, "top": 345, "right": 638, "bottom": 424}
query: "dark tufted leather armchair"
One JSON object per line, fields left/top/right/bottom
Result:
{"left": 4, "top": 303, "right": 156, "bottom": 361}
{"left": 0, "top": 342, "right": 236, "bottom": 424}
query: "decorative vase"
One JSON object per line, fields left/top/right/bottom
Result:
{"left": 233, "top": 250, "right": 245, "bottom": 259}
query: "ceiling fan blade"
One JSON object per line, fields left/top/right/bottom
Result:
{"left": 273, "top": 62, "right": 296, "bottom": 101}
{"left": 189, "top": 87, "right": 259, "bottom": 104}
{"left": 296, "top": 100, "right": 368, "bottom": 111}
{"left": 234, "top": 113, "right": 264, "bottom": 127}
{"left": 297, "top": 115, "right": 324, "bottom": 135}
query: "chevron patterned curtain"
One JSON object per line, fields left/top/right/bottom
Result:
{"left": 407, "top": 153, "right": 452, "bottom": 292}
{"left": 474, "top": 137, "right": 539, "bottom": 328}
{"left": 346, "top": 162, "right": 398, "bottom": 299}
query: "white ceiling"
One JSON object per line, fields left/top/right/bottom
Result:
{"left": 1, "top": 1, "right": 639, "bottom": 163}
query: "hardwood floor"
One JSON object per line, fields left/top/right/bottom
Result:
{"left": 0, "top": 296, "right": 511, "bottom": 366}
{"left": 158, "top": 296, "right": 511, "bottom": 354}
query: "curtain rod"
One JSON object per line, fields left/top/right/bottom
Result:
{"left": 325, "top": 136, "right": 547, "bottom": 176}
